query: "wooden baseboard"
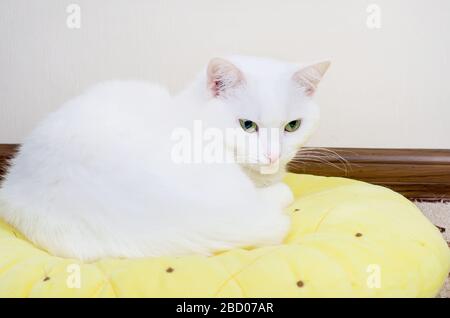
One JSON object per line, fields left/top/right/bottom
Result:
{"left": 0, "top": 144, "right": 16, "bottom": 181}
{"left": 1, "top": 144, "right": 450, "bottom": 201}
{"left": 287, "top": 148, "right": 450, "bottom": 201}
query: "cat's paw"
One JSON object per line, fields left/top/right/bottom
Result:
{"left": 253, "top": 212, "right": 291, "bottom": 245}
{"left": 259, "top": 182, "right": 294, "bottom": 208}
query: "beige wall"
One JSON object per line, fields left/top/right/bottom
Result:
{"left": 1, "top": 0, "right": 449, "bottom": 147}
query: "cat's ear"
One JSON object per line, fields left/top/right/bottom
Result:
{"left": 292, "top": 61, "right": 331, "bottom": 96}
{"left": 207, "top": 58, "right": 245, "bottom": 97}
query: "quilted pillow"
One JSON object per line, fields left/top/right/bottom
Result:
{"left": 0, "top": 174, "right": 448, "bottom": 297}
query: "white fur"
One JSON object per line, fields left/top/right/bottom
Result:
{"left": 0, "top": 56, "right": 328, "bottom": 261}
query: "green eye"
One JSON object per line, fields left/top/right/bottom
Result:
{"left": 284, "top": 119, "right": 302, "bottom": 132}
{"left": 239, "top": 119, "right": 258, "bottom": 133}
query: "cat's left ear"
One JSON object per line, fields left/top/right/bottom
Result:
{"left": 292, "top": 61, "right": 331, "bottom": 96}
{"left": 207, "top": 58, "right": 245, "bottom": 97}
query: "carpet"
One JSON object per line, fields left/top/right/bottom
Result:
{"left": 415, "top": 201, "right": 450, "bottom": 298}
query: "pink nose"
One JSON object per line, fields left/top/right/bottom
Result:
{"left": 267, "top": 154, "right": 279, "bottom": 163}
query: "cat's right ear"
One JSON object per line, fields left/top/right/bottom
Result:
{"left": 207, "top": 58, "right": 245, "bottom": 97}
{"left": 292, "top": 61, "right": 331, "bottom": 97}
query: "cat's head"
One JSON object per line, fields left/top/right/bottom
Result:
{"left": 203, "top": 55, "right": 330, "bottom": 184}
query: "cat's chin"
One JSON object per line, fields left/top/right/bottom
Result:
{"left": 240, "top": 163, "right": 287, "bottom": 187}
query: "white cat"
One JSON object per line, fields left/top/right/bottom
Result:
{"left": 0, "top": 56, "right": 329, "bottom": 261}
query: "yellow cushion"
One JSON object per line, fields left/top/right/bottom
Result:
{"left": 0, "top": 174, "right": 448, "bottom": 297}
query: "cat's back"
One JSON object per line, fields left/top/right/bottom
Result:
{"left": 18, "top": 80, "right": 171, "bottom": 156}
{"left": 1, "top": 81, "right": 173, "bottom": 191}
{"left": 46, "top": 80, "right": 171, "bottom": 133}
{"left": 79, "top": 80, "right": 171, "bottom": 112}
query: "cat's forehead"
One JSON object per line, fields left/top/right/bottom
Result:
{"left": 236, "top": 72, "right": 304, "bottom": 124}
{"left": 254, "top": 80, "right": 291, "bottom": 120}
{"left": 224, "top": 56, "right": 312, "bottom": 125}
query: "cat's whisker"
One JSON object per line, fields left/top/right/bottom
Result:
{"left": 290, "top": 151, "right": 349, "bottom": 173}
{"left": 295, "top": 147, "right": 350, "bottom": 169}
{"left": 309, "top": 148, "right": 349, "bottom": 166}
{"left": 293, "top": 158, "right": 348, "bottom": 173}
{"left": 300, "top": 147, "right": 349, "bottom": 164}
